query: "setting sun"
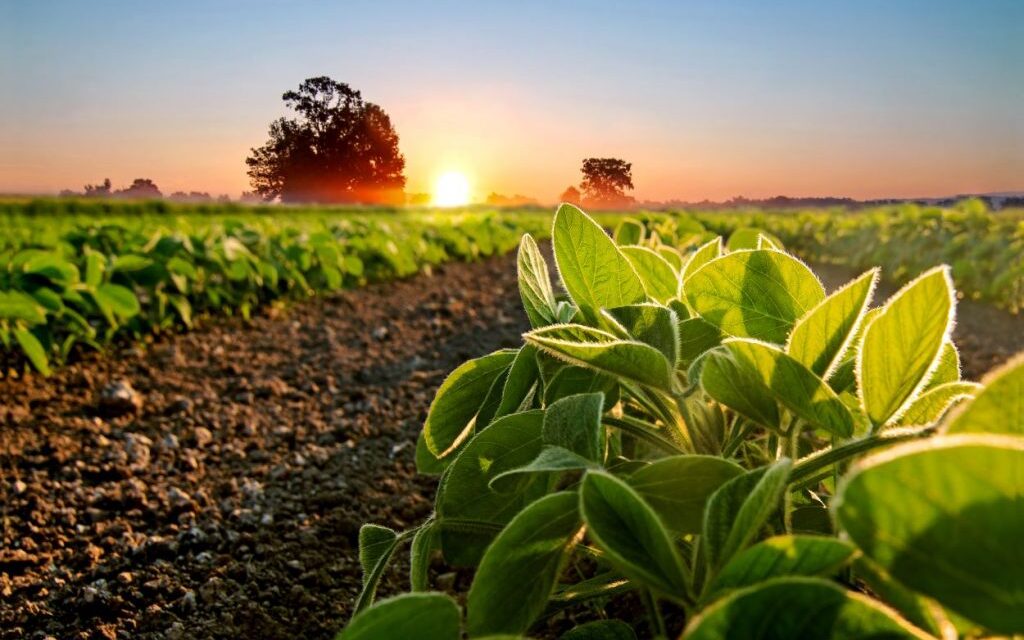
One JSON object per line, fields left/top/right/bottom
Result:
{"left": 432, "top": 171, "right": 471, "bottom": 207}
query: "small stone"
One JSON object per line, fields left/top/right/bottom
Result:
{"left": 260, "top": 513, "right": 274, "bottom": 526}
{"left": 371, "top": 326, "right": 389, "bottom": 341}
{"left": 116, "top": 571, "right": 133, "bottom": 585}
{"left": 168, "top": 487, "right": 194, "bottom": 510}
{"left": 192, "top": 427, "right": 213, "bottom": 448}
{"left": 180, "top": 590, "right": 197, "bottom": 614}
{"left": 124, "top": 433, "right": 152, "bottom": 468}
{"left": 99, "top": 380, "right": 143, "bottom": 416}
{"left": 162, "top": 434, "right": 180, "bottom": 450}
{"left": 166, "top": 398, "right": 193, "bottom": 415}
{"left": 12, "top": 479, "right": 27, "bottom": 495}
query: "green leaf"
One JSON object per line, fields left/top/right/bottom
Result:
{"left": 924, "top": 341, "right": 961, "bottom": 390}
{"left": 338, "top": 593, "right": 461, "bottom": 640}
{"left": 111, "top": 254, "right": 153, "bottom": 273}
{"left": 722, "top": 339, "right": 854, "bottom": 437}
{"left": 896, "top": 381, "right": 980, "bottom": 426}
{"left": 579, "top": 471, "right": 688, "bottom": 598}
{"left": 552, "top": 204, "right": 645, "bottom": 322}
{"left": 543, "top": 392, "right": 605, "bottom": 462}
{"left": 410, "top": 521, "right": 438, "bottom": 592}
{"left": 725, "top": 227, "right": 780, "bottom": 252}
{"left": 543, "top": 365, "right": 618, "bottom": 406}
{"left": 686, "top": 249, "right": 824, "bottom": 344}
{"left": 96, "top": 283, "right": 141, "bottom": 319}
{"left": 14, "top": 328, "right": 51, "bottom": 376}
{"left": 683, "top": 577, "right": 932, "bottom": 639}
{"left": 437, "top": 411, "right": 546, "bottom": 566}
{"left": 705, "top": 535, "right": 856, "bottom": 600}
{"left": 0, "top": 290, "right": 47, "bottom": 324}
{"left": 494, "top": 344, "right": 540, "bottom": 420}
{"left": 467, "top": 492, "right": 584, "bottom": 637}
{"left": 699, "top": 348, "right": 779, "bottom": 429}
{"left": 787, "top": 269, "right": 877, "bottom": 378}
{"left": 834, "top": 434, "right": 1024, "bottom": 633}
{"left": 613, "top": 217, "right": 645, "bottom": 246}
{"left": 602, "top": 303, "right": 679, "bottom": 365}
{"left": 678, "top": 317, "right": 723, "bottom": 366}
{"left": 84, "top": 250, "right": 106, "bottom": 288}
{"left": 353, "top": 524, "right": 399, "bottom": 614}
{"left": 703, "top": 459, "right": 792, "bottom": 573}
{"left": 518, "top": 233, "right": 558, "bottom": 327}
{"left": 679, "top": 237, "right": 722, "bottom": 287}
{"left": 490, "top": 446, "right": 598, "bottom": 492}
{"left": 526, "top": 324, "right": 674, "bottom": 392}
{"left": 621, "top": 246, "right": 678, "bottom": 304}
{"left": 852, "top": 555, "right": 948, "bottom": 637}
{"left": 857, "top": 267, "right": 954, "bottom": 428}
{"left": 423, "top": 349, "right": 517, "bottom": 458}
{"left": 416, "top": 430, "right": 447, "bottom": 475}
{"left": 560, "top": 620, "right": 637, "bottom": 640}
{"left": 946, "top": 353, "right": 1024, "bottom": 435}
{"left": 626, "top": 455, "right": 744, "bottom": 534}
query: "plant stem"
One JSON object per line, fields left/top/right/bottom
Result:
{"left": 788, "top": 426, "right": 933, "bottom": 486}
{"left": 642, "top": 589, "right": 668, "bottom": 639}
{"left": 603, "top": 416, "right": 686, "bottom": 455}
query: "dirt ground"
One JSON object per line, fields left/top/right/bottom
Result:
{"left": 3, "top": 253, "right": 1022, "bottom": 640}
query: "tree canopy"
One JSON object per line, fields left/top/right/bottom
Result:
{"left": 579, "top": 157, "right": 634, "bottom": 208}
{"left": 246, "top": 77, "right": 406, "bottom": 204}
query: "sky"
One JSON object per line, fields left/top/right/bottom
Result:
{"left": 1, "top": 0, "right": 1022, "bottom": 202}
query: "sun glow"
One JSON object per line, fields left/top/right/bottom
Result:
{"left": 432, "top": 171, "right": 471, "bottom": 207}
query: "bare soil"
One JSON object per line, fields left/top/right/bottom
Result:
{"left": 2, "top": 254, "right": 1021, "bottom": 640}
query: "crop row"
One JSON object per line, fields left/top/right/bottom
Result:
{"left": 342, "top": 204, "right": 1024, "bottom": 639}
{"left": 670, "top": 201, "right": 1024, "bottom": 313}
{"left": 0, "top": 205, "right": 549, "bottom": 375}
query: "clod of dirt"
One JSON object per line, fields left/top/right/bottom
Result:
{"left": 98, "top": 379, "right": 144, "bottom": 416}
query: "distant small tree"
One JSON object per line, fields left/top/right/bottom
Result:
{"left": 84, "top": 178, "right": 113, "bottom": 197}
{"left": 246, "top": 76, "right": 406, "bottom": 204}
{"left": 116, "top": 178, "right": 162, "bottom": 199}
{"left": 559, "top": 185, "right": 582, "bottom": 205}
{"left": 579, "top": 158, "right": 634, "bottom": 208}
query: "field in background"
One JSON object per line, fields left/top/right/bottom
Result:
{"left": 2, "top": 196, "right": 1022, "bottom": 375}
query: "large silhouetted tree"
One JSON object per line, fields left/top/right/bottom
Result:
{"left": 579, "top": 158, "right": 634, "bottom": 208}
{"left": 246, "top": 77, "right": 406, "bottom": 204}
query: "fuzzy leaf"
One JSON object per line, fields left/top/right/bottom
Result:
{"left": 518, "top": 233, "right": 558, "bottom": 327}
{"left": 683, "top": 577, "right": 932, "bottom": 639}
{"left": 787, "top": 269, "right": 877, "bottom": 378}
{"left": 467, "top": 492, "right": 584, "bottom": 636}
{"left": 621, "top": 246, "right": 678, "bottom": 304}
{"left": 526, "top": 324, "right": 674, "bottom": 391}
{"left": 552, "top": 204, "right": 645, "bottom": 322}
{"left": 339, "top": 593, "right": 461, "bottom": 640}
{"left": 946, "top": 354, "right": 1024, "bottom": 435}
{"left": 627, "top": 455, "right": 744, "bottom": 534}
{"left": 835, "top": 435, "right": 1024, "bottom": 633}
{"left": 580, "top": 471, "right": 688, "bottom": 598}
{"left": 857, "top": 267, "right": 954, "bottom": 428}
{"left": 686, "top": 249, "right": 824, "bottom": 344}
{"left": 423, "top": 349, "right": 517, "bottom": 458}
{"left": 703, "top": 459, "right": 792, "bottom": 573}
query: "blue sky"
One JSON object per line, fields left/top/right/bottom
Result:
{"left": 1, "top": 0, "right": 1021, "bottom": 200}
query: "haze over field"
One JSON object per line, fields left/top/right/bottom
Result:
{"left": 1, "top": 0, "right": 1022, "bottom": 202}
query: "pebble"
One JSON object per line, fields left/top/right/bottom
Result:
{"left": 12, "top": 479, "right": 28, "bottom": 495}
{"left": 99, "top": 379, "right": 143, "bottom": 416}
{"left": 193, "top": 426, "right": 213, "bottom": 448}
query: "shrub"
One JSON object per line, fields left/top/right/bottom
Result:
{"left": 345, "top": 204, "right": 1024, "bottom": 639}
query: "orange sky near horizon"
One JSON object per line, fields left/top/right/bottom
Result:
{"left": 2, "top": 2, "right": 1021, "bottom": 203}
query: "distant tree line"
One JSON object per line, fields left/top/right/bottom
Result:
{"left": 60, "top": 178, "right": 241, "bottom": 202}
